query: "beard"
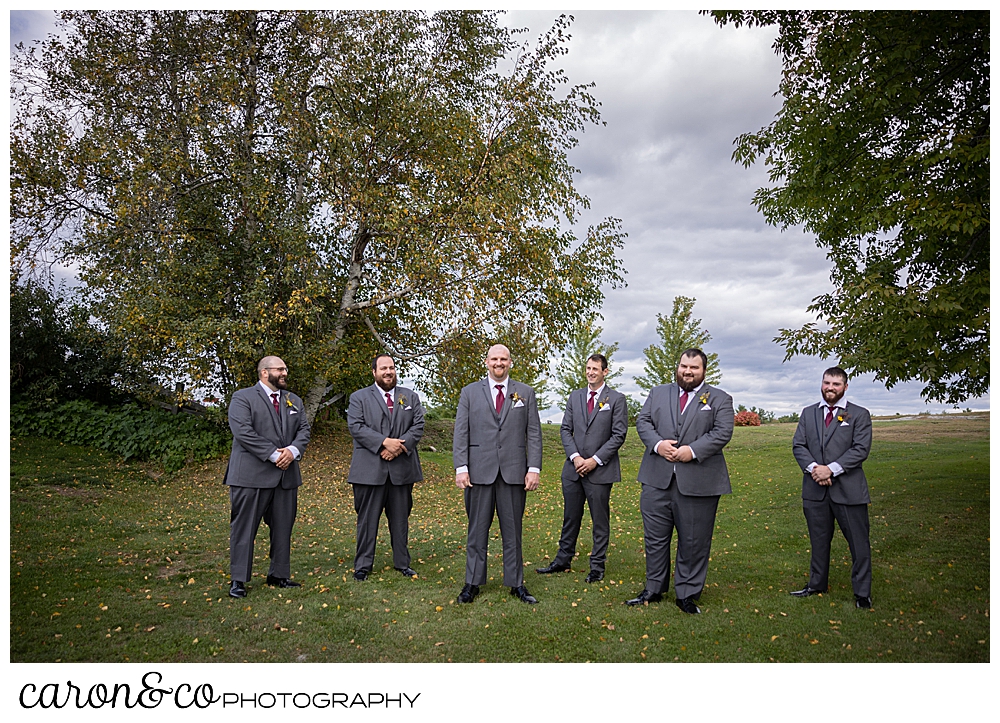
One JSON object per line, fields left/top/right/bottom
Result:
{"left": 267, "top": 371, "right": 288, "bottom": 389}
{"left": 677, "top": 373, "right": 704, "bottom": 392}
{"left": 822, "top": 388, "right": 845, "bottom": 405}
{"left": 375, "top": 375, "right": 396, "bottom": 392}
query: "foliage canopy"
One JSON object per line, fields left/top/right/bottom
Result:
{"left": 712, "top": 11, "right": 989, "bottom": 404}
{"left": 550, "top": 313, "right": 622, "bottom": 408}
{"left": 11, "top": 10, "right": 626, "bottom": 418}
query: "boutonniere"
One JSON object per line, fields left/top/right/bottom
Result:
{"left": 285, "top": 397, "right": 295, "bottom": 409}
{"left": 837, "top": 411, "right": 850, "bottom": 423}
{"left": 699, "top": 391, "right": 710, "bottom": 406}
{"left": 598, "top": 395, "right": 610, "bottom": 410}
{"left": 397, "top": 394, "right": 408, "bottom": 407}
{"left": 510, "top": 392, "right": 523, "bottom": 404}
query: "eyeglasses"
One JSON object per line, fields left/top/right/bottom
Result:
{"left": 264, "top": 367, "right": 289, "bottom": 373}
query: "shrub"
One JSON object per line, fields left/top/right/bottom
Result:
{"left": 734, "top": 410, "right": 761, "bottom": 426}
{"left": 11, "top": 399, "right": 231, "bottom": 472}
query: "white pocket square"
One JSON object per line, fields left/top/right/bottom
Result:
{"left": 404, "top": 406, "right": 412, "bottom": 410}
{"left": 513, "top": 400, "right": 525, "bottom": 408}
{"left": 599, "top": 405, "right": 611, "bottom": 412}
{"left": 700, "top": 404, "right": 711, "bottom": 410}
{"left": 289, "top": 409, "right": 298, "bottom": 415}
{"left": 840, "top": 421, "right": 849, "bottom": 426}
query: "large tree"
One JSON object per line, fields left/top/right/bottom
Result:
{"left": 11, "top": 10, "right": 626, "bottom": 419}
{"left": 712, "top": 11, "right": 988, "bottom": 404}
{"left": 634, "top": 296, "right": 721, "bottom": 393}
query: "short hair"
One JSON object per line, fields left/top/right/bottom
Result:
{"left": 257, "top": 355, "right": 280, "bottom": 373}
{"left": 678, "top": 348, "right": 708, "bottom": 369}
{"left": 372, "top": 353, "right": 394, "bottom": 370}
{"left": 823, "top": 366, "right": 848, "bottom": 383}
{"left": 587, "top": 353, "right": 609, "bottom": 371}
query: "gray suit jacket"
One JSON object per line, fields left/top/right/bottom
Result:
{"left": 347, "top": 384, "right": 424, "bottom": 486}
{"left": 224, "top": 384, "right": 311, "bottom": 490}
{"left": 453, "top": 378, "right": 543, "bottom": 485}
{"left": 792, "top": 400, "right": 872, "bottom": 505}
{"left": 635, "top": 383, "right": 733, "bottom": 496}
{"left": 560, "top": 386, "right": 628, "bottom": 484}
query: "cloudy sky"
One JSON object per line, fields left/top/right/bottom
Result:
{"left": 9, "top": 10, "right": 990, "bottom": 418}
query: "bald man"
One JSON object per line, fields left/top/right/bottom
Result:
{"left": 453, "top": 344, "right": 543, "bottom": 604}
{"left": 224, "top": 356, "right": 311, "bottom": 598}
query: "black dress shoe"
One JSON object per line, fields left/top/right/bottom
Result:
{"left": 353, "top": 569, "right": 369, "bottom": 581}
{"left": 676, "top": 596, "right": 701, "bottom": 614}
{"left": 625, "top": 589, "right": 662, "bottom": 606}
{"left": 229, "top": 580, "right": 247, "bottom": 598}
{"left": 266, "top": 575, "right": 301, "bottom": 588}
{"left": 855, "top": 595, "right": 872, "bottom": 608}
{"left": 789, "top": 585, "right": 826, "bottom": 597}
{"left": 457, "top": 583, "right": 480, "bottom": 603}
{"left": 536, "top": 562, "right": 571, "bottom": 574}
{"left": 585, "top": 571, "right": 604, "bottom": 583}
{"left": 510, "top": 585, "right": 538, "bottom": 604}
{"left": 397, "top": 567, "right": 417, "bottom": 578}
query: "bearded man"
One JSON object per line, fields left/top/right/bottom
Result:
{"left": 346, "top": 354, "right": 425, "bottom": 580}
{"left": 629, "top": 348, "right": 734, "bottom": 614}
{"left": 225, "top": 356, "right": 311, "bottom": 598}
{"left": 790, "top": 366, "right": 873, "bottom": 608}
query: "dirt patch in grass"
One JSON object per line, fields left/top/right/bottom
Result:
{"left": 872, "top": 414, "right": 989, "bottom": 443}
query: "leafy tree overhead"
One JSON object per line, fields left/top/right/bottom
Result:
{"left": 634, "top": 296, "right": 721, "bottom": 392}
{"left": 711, "top": 11, "right": 989, "bottom": 404}
{"left": 11, "top": 10, "right": 626, "bottom": 420}
{"left": 551, "top": 313, "right": 623, "bottom": 408}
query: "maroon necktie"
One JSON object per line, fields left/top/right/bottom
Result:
{"left": 588, "top": 390, "right": 597, "bottom": 414}
{"left": 495, "top": 385, "right": 504, "bottom": 414}
{"left": 386, "top": 392, "right": 394, "bottom": 413}
{"left": 679, "top": 390, "right": 689, "bottom": 413}
{"left": 825, "top": 406, "right": 835, "bottom": 427}
{"left": 271, "top": 393, "right": 280, "bottom": 415}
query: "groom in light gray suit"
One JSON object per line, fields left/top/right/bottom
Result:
{"left": 790, "top": 366, "right": 873, "bottom": 608}
{"left": 630, "top": 348, "right": 733, "bottom": 614}
{"left": 225, "top": 356, "right": 311, "bottom": 598}
{"left": 537, "top": 353, "right": 628, "bottom": 583}
{"left": 347, "top": 353, "right": 424, "bottom": 580}
{"left": 453, "top": 344, "right": 543, "bottom": 605}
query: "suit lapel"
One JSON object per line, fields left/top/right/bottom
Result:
{"left": 372, "top": 384, "right": 391, "bottom": 422}
{"left": 678, "top": 384, "right": 702, "bottom": 440}
{"left": 256, "top": 384, "right": 283, "bottom": 438}
{"left": 498, "top": 382, "right": 513, "bottom": 426}
{"left": 585, "top": 388, "right": 602, "bottom": 429}
{"left": 823, "top": 404, "right": 839, "bottom": 446}
{"left": 482, "top": 379, "right": 500, "bottom": 420}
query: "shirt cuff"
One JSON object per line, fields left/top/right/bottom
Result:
{"left": 593, "top": 455, "right": 604, "bottom": 466}
{"left": 653, "top": 440, "right": 664, "bottom": 453}
{"left": 829, "top": 462, "right": 844, "bottom": 477}
{"left": 528, "top": 467, "right": 541, "bottom": 474}
{"left": 455, "top": 466, "right": 469, "bottom": 475}
{"left": 805, "top": 462, "right": 817, "bottom": 473}
{"left": 686, "top": 447, "right": 697, "bottom": 460}
{"left": 268, "top": 449, "right": 280, "bottom": 464}
{"left": 569, "top": 452, "right": 581, "bottom": 461}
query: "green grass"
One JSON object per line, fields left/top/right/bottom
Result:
{"left": 10, "top": 414, "right": 989, "bottom": 662}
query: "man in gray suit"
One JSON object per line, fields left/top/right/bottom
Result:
{"left": 225, "top": 356, "right": 311, "bottom": 598}
{"left": 537, "top": 353, "right": 628, "bottom": 583}
{"left": 630, "top": 348, "right": 734, "bottom": 614}
{"left": 453, "top": 344, "right": 543, "bottom": 604}
{"left": 790, "top": 366, "right": 874, "bottom": 608}
{"left": 347, "top": 353, "right": 424, "bottom": 581}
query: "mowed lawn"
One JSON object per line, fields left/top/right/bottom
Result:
{"left": 10, "top": 414, "right": 989, "bottom": 663}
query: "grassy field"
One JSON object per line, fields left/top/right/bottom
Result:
{"left": 10, "top": 413, "right": 989, "bottom": 663}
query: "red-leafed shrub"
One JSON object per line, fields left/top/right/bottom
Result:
{"left": 734, "top": 410, "right": 761, "bottom": 427}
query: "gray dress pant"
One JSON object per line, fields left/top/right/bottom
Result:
{"left": 464, "top": 472, "right": 526, "bottom": 588}
{"left": 553, "top": 476, "right": 612, "bottom": 573}
{"left": 803, "top": 496, "right": 871, "bottom": 596}
{"left": 229, "top": 485, "right": 298, "bottom": 582}
{"left": 352, "top": 480, "right": 413, "bottom": 572}
{"left": 640, "top": 480, "right": 719, "bottom": 600}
